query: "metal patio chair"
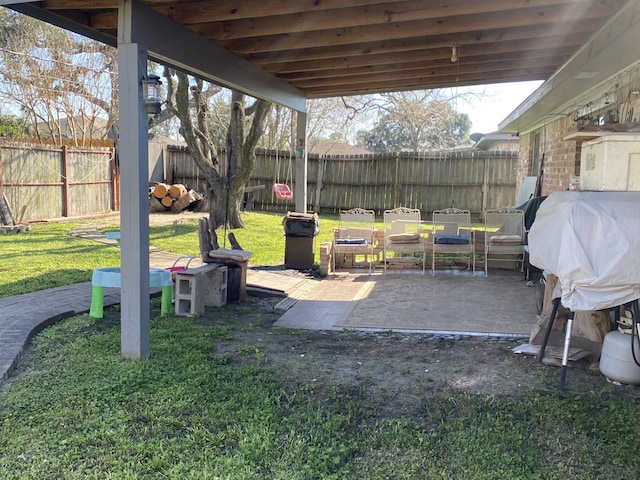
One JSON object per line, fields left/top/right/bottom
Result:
{"left": 332, "top": 208, "right": 376, "bottom": 274}
{"left": 432, "top": 207, "right": 474, "bottom": 275}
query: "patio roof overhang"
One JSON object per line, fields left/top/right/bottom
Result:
{"left": 4, "top": 0, "right": 630, "bottom": 105}
{"left": 500, "top": 0, "right": 640, "bottom": 134}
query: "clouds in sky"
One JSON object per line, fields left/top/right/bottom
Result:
{"left": 457, "top": 81, "right": 544, "bottom": 134}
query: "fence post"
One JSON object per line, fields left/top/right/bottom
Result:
{"left": 482, "top": 153, "right": 489, "bottom": 220}
{"left": 111, "top": 147, "right": 119, "bottom": 211}
{"left": 314, "top": 158, "right": 325, "bottom": 213}
{"left": 394, "top": 153, "right": 400, "bottom": 206}
{"left": 62, "top": 145, "right": 70, "bottom": 217}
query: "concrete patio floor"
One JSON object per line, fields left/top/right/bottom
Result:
{"left": 1, "top": 219, "right": 537, "bottom": 383}
{"left": 272, "top": 269, "right": 538, "bottom": 338}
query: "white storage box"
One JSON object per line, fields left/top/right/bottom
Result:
{"left": 580, "top": 133, "right": 640, "bottom": 191}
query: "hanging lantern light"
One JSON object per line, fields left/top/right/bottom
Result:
{"left": 142, "top": 75, "right": 162, "bottom": 115}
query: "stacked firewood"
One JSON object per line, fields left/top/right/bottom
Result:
{"left": 149, "top": 182, "right": 205, "bottom": 213}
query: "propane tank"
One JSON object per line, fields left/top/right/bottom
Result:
{"left": 599, "top": 330, "right": 640, "bottom": 385}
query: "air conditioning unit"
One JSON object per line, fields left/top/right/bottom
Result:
{"left": 580, "top": 134, "right": 640, "bottom": 191}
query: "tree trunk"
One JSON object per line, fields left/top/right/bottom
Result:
{"left": 208, "top": 182, "right": 228, "bottom": 229}
{"left": 220, "top": 91, "right": 271, "bottom": 229}
{"left": 226, "top": 189, "right": 244, "bottom": 227}
{"left": 165, "top": 70, "right": 271, "bottom": 230}
{"left": 207, "top": 175, "right": 246, "bottom": 228}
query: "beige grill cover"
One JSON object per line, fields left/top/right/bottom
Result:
{"left": 528, "top": 190, "right": 640, "bottom": 311}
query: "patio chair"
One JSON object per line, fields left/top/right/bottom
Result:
{"left": 383, "top": 207, "right": 426, "bottom": 274}
{"left": 332, "top": 208, "right": 376, "bottom": 274}
{"left": 432, "top": 207, "right": 474, "bottom": 275}
{"left": 484, "top": 207, "right": 525, "bottom": 276}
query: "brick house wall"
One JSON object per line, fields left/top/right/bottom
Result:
{"left": 516, "top": 81, "right": 640, "bottom": 196}
{"left": 518, "top": 115, "right": 581, "bottom": 195}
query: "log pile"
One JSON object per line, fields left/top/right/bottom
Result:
{"left": 149, "top": 182, "right": 206, "bottom": 213}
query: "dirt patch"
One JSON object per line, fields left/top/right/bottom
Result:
{"left": 200, "top": 296, "right": 640, "bottom": 419}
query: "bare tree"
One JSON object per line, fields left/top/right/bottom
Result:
{"left": 262, "top": 103, "right": 292, "bottom": 152}
{"left": 164, "top": 69, "right": 271, "bottom": 228}
{"left": 361, "top": 90, "right": 471, "bottom": 152}
{"left": 306, "top": 96, "right": 377, "bottom": 150}
{"left": 0, "top": 11, "right": 118, "bottom": 145}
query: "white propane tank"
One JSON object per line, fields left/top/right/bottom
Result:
{"left": 599, "top": 331, "right": 640, "bottom": 385}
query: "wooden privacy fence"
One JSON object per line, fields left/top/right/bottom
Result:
{"left": 167, "top": 147, "right": 519, "bottom": 220}
{"left": 0, "top": 141, "right": 516, "bottom": 222}
{"left": 0, "top": 142, "right": 117, "bottom": 221}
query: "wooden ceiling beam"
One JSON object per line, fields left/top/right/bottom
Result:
{"left": 305, "top": 70, "right": 555, "bottom": 98}
{"left": 178, "top": 0, "right": 595, "bottom": 38}
{"left": 82, "top": 0, "right": 614, "bottom": 32}
{"left": 247, "top": 20, "right": 602, "bottom": 65}
{"left": 41, "top": 0, "right": 118, "bottom": 8}
{"left": 215, "top": 1, "right": 624, "bottom": 53}
{"left": 276, "top": 52, "right": 574, "bottom": 81}
{"left": 262, "top": 39, "right": 582, "bottom": 74}
{"left": 152, "top": 0, "right": 407, "bottom": 22}
{"left": 41, "top": 0, "right": 188, "bottom": 8}
{"left": 82, "top": 0, "right": 410, "bottom": 28}
{"left": 291, "top": 58, "right": 565, "bottom": 89}
{"left": 90, "top": 12, "right": 118, "bottom": 29}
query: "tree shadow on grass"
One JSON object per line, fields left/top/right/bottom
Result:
{"left": 0, "top": 268, "right": 91, "bottom": 298}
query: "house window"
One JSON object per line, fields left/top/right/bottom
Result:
{"left": 531, "top": 132, "right": 541, "bottom": 176}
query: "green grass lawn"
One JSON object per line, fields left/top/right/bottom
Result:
{"left": 147, "top": 211, "right": 340, "bottom": 269}
{"left": 0, "top": 211, "right": 341, "bottom": 298}
{"left": 1, "top": 212, "right": 640, "bottom": 479}
{"left": 1, "top": 299, "right": 640, "bottom": 479}
{"left": 0, "top": 210, "right": 479, "bottom": 298}
{"left": 0, "top": 221, "right": 122, "bottom": 297}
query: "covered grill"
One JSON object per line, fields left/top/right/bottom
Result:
{"left": 283, "top": 212, "right": 320, "bottom": 269}
{"left": 283, "top": 212, "right": 320, "bottom": 238}
{"left": 528, "top": 190, "right": 640, "bottom": 389}
{"left": 529, "top": 190, "right": 640, "bottom": 312}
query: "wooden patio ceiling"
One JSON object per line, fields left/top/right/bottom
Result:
{"left": 6, "top": 0, "right": 630, "bottom": 99}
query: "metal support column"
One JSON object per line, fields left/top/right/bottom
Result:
{"left": 118, "top": 0, "right": 151, "bottom": 360}
{"left": 294, "top": 110, "right": 308, "bottom": 214}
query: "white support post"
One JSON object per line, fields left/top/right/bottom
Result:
{"left": 118, "top": 0, "right": 151, "bottom": 360}
{"left": 294, "top": 110, "right": 308, "bottom": 214}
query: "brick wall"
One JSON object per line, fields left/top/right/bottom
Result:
{"left": 516, "top": 133, "right": 533, "bottom": 187}
{"left": 542, "top": 115, "right": 580, "bottom": 193}
{"left": 517, "top": 114, "right": 580, "bottom": 196}
{"left": 515, "top": 82, "right": 640, "bottom": 197}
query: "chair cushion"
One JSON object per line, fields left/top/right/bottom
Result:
{"left": 336, "top": 238, "right": 368, "bottom": 245}
{"left": 434, "top": 234, "right": 469, "bottom": 245}
{"left": 208, "top": 248, "right": 254, "bottom": 262}
{"left": 489, "top": 234, "right": 523, "bottom": 245}
{"left": 388, "top": 233, "right": 420, "bottom": 243}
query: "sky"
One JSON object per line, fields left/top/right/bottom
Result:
{"left": 455, "top": 80, "right": 544, "bottom": 135}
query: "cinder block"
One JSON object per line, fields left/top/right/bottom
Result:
{"left": 174, "top": 264, "right": 229, "bottom": 315}
{"left": 174, "top": 273, "right": 204, "bottom": 316}
{"left": 319, "top": 241, "right": 332, "bottom": 277}
{"left": 320, "top": 242, "right": 332, "bottom": 255}
{"left": 203, "top": 265, "right": 228, "bottom": 307}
